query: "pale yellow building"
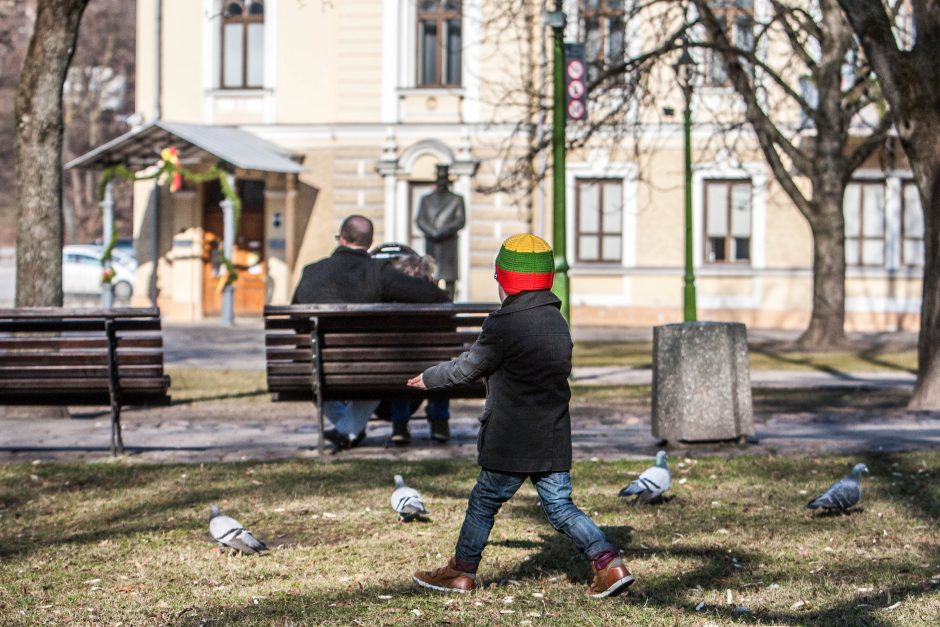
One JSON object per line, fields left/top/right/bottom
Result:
{"left": 109, "top": 0, "right": 921, "bottom": 330}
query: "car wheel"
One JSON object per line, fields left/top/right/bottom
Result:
{"left": 113, "top": 281, "right": 132, "bottom": 300}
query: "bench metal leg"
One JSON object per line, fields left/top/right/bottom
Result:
{"left": 316, "top": 401, "right": 324, "bottom": 457}
{"left": 110, "top": 402, "right": 124, "bottom": 456}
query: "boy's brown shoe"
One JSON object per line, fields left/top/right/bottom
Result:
{"left": 589, "top": 557, "right": 634, "bottom": 598}
{"left": 412, "top": 558, "right": 476, "bottom": 594}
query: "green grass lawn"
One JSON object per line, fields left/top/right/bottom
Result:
{"left": 1, "top": 454, "right": 938, "bottom": 625}
{"left": 573, "top": 341, "right": 918, "bottom": 373}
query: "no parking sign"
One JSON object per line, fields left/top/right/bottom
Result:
{"left": 564, "top": 43, "right": 587, "bottom": 121}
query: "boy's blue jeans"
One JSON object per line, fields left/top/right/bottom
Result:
{"left": 389, "top": 398, "right": 450, "bottom": 422}
{"left": 454, "top": 468, "right": 617, "bottom": 566}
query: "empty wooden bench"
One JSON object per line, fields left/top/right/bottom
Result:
{"left": 0, "top": 307, "right": 171, "bottom": 455}
{"left": 264, "top": 303, "right": 498, "bottom": 454}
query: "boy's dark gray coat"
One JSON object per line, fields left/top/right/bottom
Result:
{"left": 421, "top": 290, "right": 573, "bottom": 473}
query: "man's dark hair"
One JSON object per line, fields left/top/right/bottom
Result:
{"left": 339, "top": 215, "right": 374, "bottom": 249}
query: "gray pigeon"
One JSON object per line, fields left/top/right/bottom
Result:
{"left": 208, "top": 505, "right": 267, "bottom": 554}
{"left": 619, "top": 450, "right": 671, "bottom": 504}
{"left": 390, "top": 474, "right": 428, "bottom": 521}
{"left": 807, "top": 463, "right": 869, "bottom": 513}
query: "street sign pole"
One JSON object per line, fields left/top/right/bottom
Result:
{"left": 549, "top": 5, "right": 570, "bottom": 322}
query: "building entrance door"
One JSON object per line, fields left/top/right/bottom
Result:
{"left": 202, "top": 179, "right": 267, "bottom": 316}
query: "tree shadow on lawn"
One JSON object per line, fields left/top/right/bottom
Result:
{"left": 0, "top": 459, "right": 481, "bottom": 559}
{"left": 752, "top": 387, "right": 912, "bottom": 416}
{"left": 181, "top": 535, "right": 938, "bottom": 627}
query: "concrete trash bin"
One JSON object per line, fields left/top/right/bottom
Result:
{"left": 652, "top": 321, "right": 754, "bottom": 443}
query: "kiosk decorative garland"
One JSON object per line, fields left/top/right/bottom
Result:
{"left": 97, "top": 147, "right": 242, "bottom": 290}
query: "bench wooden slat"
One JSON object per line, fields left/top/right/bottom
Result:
{"left": 265, "top": 349, "right": 314, "bottom": 361}
{"left": 0, "top": 318, "right": 161, "bottom": 333}
{"left": 322, "top": 360, "right": 445, "bottom": 374}
{"left": 0, "top": 377, "right": 168, "bottom": 390}
{"left": 0, "top": 307, "right": 161, "bottom": 319}
{"left": 320, "top": 331, "right": 479, "bottom": 347}
{"left": 0, "top": 365, "right": 164, "bottom": 379}
{"left": 0, "top": 336, "right": 162, "bottom": 350}
{"left": 319, "top": 346, "right": 467, "bottom": 360}
{"left": 0, "top": 351, "right": 165, "bottom": 366}
{"left": 266, "top": 363, "right": 313, "bottom": 375}
{"left": 264, "top": 333, "right": 312, "bottom": 347}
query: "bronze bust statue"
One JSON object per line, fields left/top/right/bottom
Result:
{"left": 416, "top": 164, "right": 466, "bottom": 298}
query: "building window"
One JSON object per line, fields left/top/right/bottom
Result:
{"left": 576, "top": 179, "right": 623, "bottom": 263}
{"left": 844, "top": 180, "right": 886, "bottom": 266}
{"left": 704, "top": 179, "right": 752, "bottom": 264}
{"left": 705, "top": 0, "right": 755, "bottom": 86}
{"left": 902, "top": 181, "right": 924, "bottom": 267}
{"left": 221, "top": 0, "right": 265, "bottom": 89}
{"left": 581, "top": 0, "right": 626, "bottom": 83}
{"left": 417, "top": 1, "right": 462, "bottom": 87}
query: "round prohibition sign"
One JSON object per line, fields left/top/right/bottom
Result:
{"left": 567, "top": 99, "right": 586, "bottom": 120}
{"left": 566, "top": 58, "right": 586, "bottom": 80}
{"left": 567, "top": 79, "right": 585, "bottom": 99}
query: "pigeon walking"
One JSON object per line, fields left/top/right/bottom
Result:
{"left": 807, "top": 463, "right": 869, "bottom": 513}
{"left": 391, "top": 474, "right": 428, "bottom": 522}
{"left": 208, "top": 505, "right": 268, "bottom": 554}
{"left": 619, "top": 451, "right": 671, "bottom": 504}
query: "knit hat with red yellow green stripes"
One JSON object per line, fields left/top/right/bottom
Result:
{"left": 495, "top": 234, "right": 555, "bottom": 295}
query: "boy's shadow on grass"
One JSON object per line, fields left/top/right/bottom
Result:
{"left": 487, "top": 524, "right": 635, "bottom": 584}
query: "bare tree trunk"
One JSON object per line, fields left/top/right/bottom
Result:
{"left": 799, "top": 196, "right": 848, "bottom": 348}
{"left": 836, "top": 0, "right": 940, "bottom": 408}
{"left": 909, "top": 146, "right": 940, "bottom": 409}
{"left": 14, "top": 0, "right": 89, "bottom": 306}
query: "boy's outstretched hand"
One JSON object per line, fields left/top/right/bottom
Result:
{"left": 407, "top": 374, "right": 426, "bottom": 390}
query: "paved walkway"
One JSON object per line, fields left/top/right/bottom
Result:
{"left": 0, "top": 323, "right": 935, "bottom": 464}
{"left": 2, "top": 397, "right": 938, "bottom": 465}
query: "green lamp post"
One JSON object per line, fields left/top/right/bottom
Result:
{"left": 674, "top": 43, "right": 697, "bottom": 322}
{"left": 548, "top": 3, "right": 570, "bottom": 322}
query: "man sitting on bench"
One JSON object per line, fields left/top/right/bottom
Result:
{"left": 291, "top": 214, "right": 449, "bottom": 450}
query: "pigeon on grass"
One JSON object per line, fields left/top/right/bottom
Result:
{"left": 807, "top": 463, "right": 869, "bottom": 513}
{"left": 619, "top": 450, "right": 671, "bottom": 504}
{"left": 391, "top": 475, "right": 428, "bottom": 522}
{"left": 209, "top": 505, "right": 268, "bottom": 554}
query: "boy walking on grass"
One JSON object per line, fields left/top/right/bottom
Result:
{"left": 407, "top": 234, "right": 635, "bottom": 598}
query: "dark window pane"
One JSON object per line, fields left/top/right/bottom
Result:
{"left": 735, "top": 14, "right": 755, "bottom": 51}
{"left": 225, "top": 1, "right": 243, "bottom": 17}
{"left": 418, "top": 20, "right": 438, "bottom": 85}
{"left": 248, "top": 0, "right": 264, "bottom": 16}
{"left": 734, "top": 237, "right": 750, "bottom": 261}
{"left": 445, "top": 18, "right": 462, "bottom": 84}
{"left": 709, "top": 237, "right": 726, "bottom": 262}
{"left": 608, "top": 16, "right": 625, "bottom": 62}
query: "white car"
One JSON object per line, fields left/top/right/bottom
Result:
{"left": 63, "top": 245, "right": 135, "bottom": 299}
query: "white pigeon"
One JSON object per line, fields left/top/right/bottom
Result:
{"left": 208, "top": 505, "right": 268, "bottom": 554}
{"left": 619, "top": 450, "right": 671, "bottom": 504}
{"left": 807, "top": 463, "right": 869, "bottom": 513}
{"left": 390, "top": 474, "right": 428, "bottom": 522}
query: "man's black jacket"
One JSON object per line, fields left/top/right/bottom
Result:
{"left": 291, "top": 247, "right": 449, "bottom": 304}
{"left": 421, "top": 290, "right": 572, "bottom": 473}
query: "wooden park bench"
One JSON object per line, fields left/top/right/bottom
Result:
{"left": 0, "top": 308, "right": 171, "bottom": 456}
{"left": 263, "top": 303, "right": 498, "bottom": 454}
